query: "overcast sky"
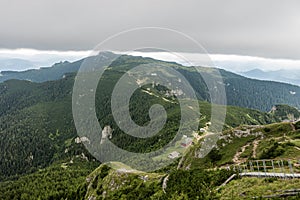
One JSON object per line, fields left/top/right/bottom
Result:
{"left": 0, "top": 0, "right": 300, "bottom": 60}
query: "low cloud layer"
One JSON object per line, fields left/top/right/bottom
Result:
{"left": 1, "top": 48, "right": 299, "bottom": 73}
{"left": 127, "top": 51, "right": 300, "bottom": 72}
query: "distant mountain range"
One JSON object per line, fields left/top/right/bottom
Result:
{"left": 2, "top": 56, "right": 299, "bottom": 87}
{"left": 0, "top": 52, "right": 299, "bottom": 112}
{"left": 0, "top": 52, "right": 116, "bottom": 83}
{"left": 0, "top": 58, "right": 37, "bottom": 71}
{"left": 0, "top": 60, "right": 82, "bottom": 82}
{"left": 241, "top": 68, "right": 300, "bottom": 86}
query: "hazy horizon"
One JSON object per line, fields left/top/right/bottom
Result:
{"left": 1, "top": 48, "right": 300, "bottom": 74}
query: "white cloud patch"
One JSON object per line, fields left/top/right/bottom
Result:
{"left": 0, "top": 48, "right": 91, "bottom": 69}
{"left": 124, "top": 51, "right": 300, "bottom": 73}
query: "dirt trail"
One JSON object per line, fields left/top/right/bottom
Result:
{"left": 162, "top": 175, "right": 169, "bottom": 194}
{"left": 290, "top": 122, "right": 296, "bottom": 131}
{"left": 294, "top": 146, "right": 300, "bottom": 151}
{"left": 232, "top": 143, "right": 250, "bottom": 164}
{"left": 194, "top": 131, "right": 215, "bottom": 142}
{"left": 252, "top": 140, "right": 259, "bottom": 159}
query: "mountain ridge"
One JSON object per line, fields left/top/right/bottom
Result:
{"left": 242, "top": 68, "right": 300, "bottom": 86}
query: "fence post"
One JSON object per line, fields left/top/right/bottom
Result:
{"left": 281, "top": 160, "right": 286, "bottom": 179}
{"left": 263, "top": 160, "right": 267, "bottom": 177}
{"left": 288, "top": 160, "right": 294, "bottom": 179}
{"left": 249, "top": 161, "right": 254, "bottom": 172}
{"left": 271, "top": 160, "right": 275, "bottom": 177}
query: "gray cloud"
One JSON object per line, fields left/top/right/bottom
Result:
{"left": 0, "top": 0, "right": 299, "bottom": 59}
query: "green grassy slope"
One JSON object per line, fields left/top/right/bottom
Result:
{"left": 180, "top": 122, "right": 300, "bottom": 170}
{"left": 76, "top": 120, "right": 300, "bottom": 200}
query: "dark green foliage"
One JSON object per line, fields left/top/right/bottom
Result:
{"left": 294, "top": 121, "right": 300, "bottom": 130}
{"left": 0, "top": 77, "right": 72, "bottom": 180}
{"left": 260, "top": 141, "right": 285, "bottom": 159}
{"left": 0, "top": 59, "right": 82, "bottom": 83}
{"left": 165, "top": 169, "right": 233, "bottom": 199}
{"left": 258, "top": 123, "right": 292, "bottom": 137}
{"left": 95, "top": 62, "right": 181, "bottom": 153}
{"left": 264, "top": 177, "right": 278, "bottom": 183}
{"left": 220, "top": 73, "right": 300, "bottom": 111}
{"left": 99, "top": 165, "right": 110, "bottom": 179}
{"left": 106, "top": 179, "right": 162, "bottom": 200}
{"left": 0, "top": 159, "right": 98, "bottom": 200}
{"left": 207, "top": 148, "right": 223, "bottom": 164}
{"left": 85, "top": 168, "right": 163, "bottom": 200}
{"left": 179, "top": 67, "right": 300, "bottom": 113}
{"left": 270, "top": 104, "right": 300, "bottom": 121}
{"left": 224, "top": 105, "right": 279, "bottom": 127}
{"left": 82, "top": 167, "right": 233, "bottom": 200}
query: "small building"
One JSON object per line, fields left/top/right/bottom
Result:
{"left": 199, "top": 128, "right": 206, "bottom": 133}
{"left": 75, "top": 136, "right": 90, "bottom": 144}
{"left": 168, "top": 151, "right": 180, "bottom": 159}
{"left": 181, "top": 137, "right": 193, "bottom": 148}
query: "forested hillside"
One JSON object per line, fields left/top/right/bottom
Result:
{"left": 0, "top": 54, "right": 289, "bottom": 181}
